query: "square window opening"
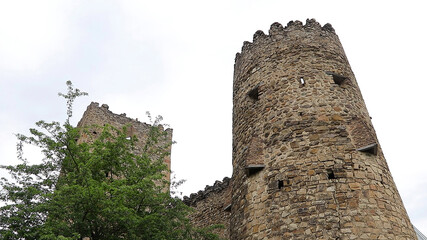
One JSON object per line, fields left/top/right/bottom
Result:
{"left": 327, "top": 169, "right": 336, "bottom": 180}
{"left": 248, "top": 86, "right": 260, "bottom": 101}
{"left": 278, "top": 180, "right": 284, "bottom": 189}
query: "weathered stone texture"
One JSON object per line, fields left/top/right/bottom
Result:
{"left": 183, "top": 177, "right": 231, "bottom": 239}
{"left": 77, "top": 102, "right": 172, "bottom": 181}
{"left": 229, "top": 19, "right": 416, "bottom": 239}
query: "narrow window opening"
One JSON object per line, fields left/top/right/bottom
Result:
{"left": 332, "top": 75, "right": 346, "bottom": 85}
{"left": 357, "top": 143, "right": 378, "bottom": 155}
{"left": 278, "top": 180, "right": 284, "bottom": 189}
{"left": 248, "top": 86, "right": 260, "bottom": 100}
{"left": 92, "top": 131, "right": 97, "bottom": 135}
{"left": 327, "top": 169, "right": 336, "bottom": 179}
{"left": 299, "top": 112, "right": 303, "bottom": 116}
{"left": 300, "top": 77, "right": 305, "bottom": 86}
{"left": 326, "top": 71, "right": 347, "bottom": 85}
{"left": 245, "top": 164, "right": 265, "bottom": 176}
{"left": 224, "top": 204, "right": 231, "bottom": 212}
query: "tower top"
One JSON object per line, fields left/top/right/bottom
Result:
{"left": 235, "top": 18, "right": 336, "bottom": 63}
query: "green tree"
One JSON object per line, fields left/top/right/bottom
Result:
{"left": 0, "top": 81, "right": 221, "bottom": 240}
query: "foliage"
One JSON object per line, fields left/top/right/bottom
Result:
{"left": 0, "top": 81, "right": 222, "bottom": 240}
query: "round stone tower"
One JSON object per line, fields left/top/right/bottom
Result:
{"left": 231, "top": 19, "right": 416, "bottom": 240}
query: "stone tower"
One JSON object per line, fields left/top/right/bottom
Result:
{"left": 77, "top": 102, "right": 172, "bottom": 182}
{"left": 231, "top": 19, "right": 416, "bottom": 239}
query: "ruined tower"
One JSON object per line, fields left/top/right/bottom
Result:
{"left": 77, "top": 102, "right": 172, "bottom": 182}
{"left": 231, "top": 19, "right": 416, "bottom": 239}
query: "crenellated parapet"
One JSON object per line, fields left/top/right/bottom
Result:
{"left": 183, "top": 177, "right": 231, "bottom": 207}
{"left": 235, "top": 19, "right": 336, "bottom": 63}
{"left": 78, "top": 102, "right": 172, "bottom": 133}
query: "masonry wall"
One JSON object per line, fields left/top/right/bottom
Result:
{"left": 231, "top": 19, "right": 416, "bottom": 239}
{"left": 183, "top": 177, "right": 232, "bottom": 239}
{"left": 77, "top": 102, "right": 172, "bottom": 182}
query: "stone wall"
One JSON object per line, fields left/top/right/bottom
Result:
{"left": 77, "top": 102, "right": 172, "bottom": 181}
{"left": 183, "top": 177, "right": 231, "bottom": 239}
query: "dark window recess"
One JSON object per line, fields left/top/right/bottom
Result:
{"left": 245, "top": 164, "right": 265, "bottom": 176}
{"left": 92, "top": 131, "right": 97, "bottom": 134}
{"left": 327, "top": 169, "right": 337, "bottom": 179}
{"left": 357, "top": 143, "right": 378, "bottom": 155}
{"left": 278, "top": 180, "right": 284, "bottom": 189}
{"left": 300, "top": 77, "right": 305, "bottom": 85}
{"left": 326, "top": 71, "right": 347, "bottom": 85}
{"left": 224, "top": 204, "right": 231, "bottom": 212}
{"left": 248, "top": 86, "right": 260, "bottom": 100}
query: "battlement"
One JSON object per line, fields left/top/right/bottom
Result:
{"left": 235, "top": 18, "right": 337, "bottom": 63}
{"left": 183, "top": 177, "right": 231, "bottom": 207}
{"left": 77, "top": 102, "right": 172, "bottom": 133}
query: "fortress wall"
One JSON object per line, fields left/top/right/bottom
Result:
{"left": 183, "top": 177, "right": 231, "bottom": 239}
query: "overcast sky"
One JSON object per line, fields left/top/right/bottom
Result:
{"left": 1, "top": 0, "right": 426, "bottom": 234}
